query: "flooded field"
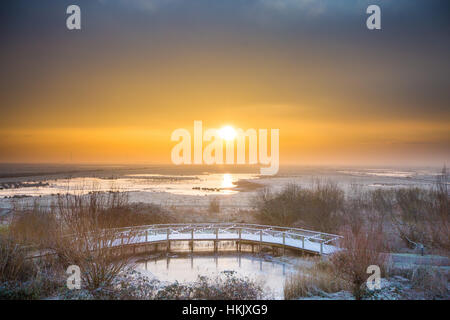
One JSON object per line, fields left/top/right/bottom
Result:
{"left": 0, "top": 173, "right": 259, "bottom": 198}
{"left": 0, "top": 164, "right": 444, "bottom": 213}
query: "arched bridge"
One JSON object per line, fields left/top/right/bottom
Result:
{"left": 112, "top": 223, "right": 342, "bottom": 255}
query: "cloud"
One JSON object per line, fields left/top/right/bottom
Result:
{"left": 258, "top": 0, "right": 325, "bottom": 16}
{"left": 98, "top": 0, "right": 178, "bottom": 12}
{"left": 98, "top": 0, "right": 326, "bottom": 15}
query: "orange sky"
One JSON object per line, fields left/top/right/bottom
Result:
{"left": 1, "top": 1, "right": 449, "bottom": 166}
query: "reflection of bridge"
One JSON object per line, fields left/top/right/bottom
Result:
{"left": 114, "top": 223, "right": 342, "bottom": 255}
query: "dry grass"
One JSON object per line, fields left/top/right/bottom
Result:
{"left": 387, "top": 263, "right": 449, "bottom": 299}
{"left": 285, "top": 227, "right": 389, "bottom": 300}
{"left": 0, "top": 234, "right": 63, "bottom": 299}
{"left": 0, "top": 235, "right": 36, "bottom": 282}
{"left": 284, "top": 259, "right": 347, "bottom": 299}
{"left": 410, "top": 266, "right": 449, "bottom": 299}
{"left": 9, "top": 200, "right": 58, "bottom": 246}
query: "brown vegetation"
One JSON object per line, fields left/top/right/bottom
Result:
{"left": 208, "top": 197, "right": 221, "bottom": 214}
{"left": 7, "top": 191, "right": 148, "bottom": 291}
{"left": 255, "top": 167, "right": 449, "bottom": 253}
{"left": 330, "top": 228, "right": 387, "bottom": 299}
{"left": 0, "top": 235, "right": 35, "bottom": 283}
{"left": 284, "top": 258, "right": 347, "bottom": 299}
{"left": 255, "top": 181, "right": 344, "bottom": 233}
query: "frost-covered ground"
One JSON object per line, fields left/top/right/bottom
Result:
{"left": 298, "top": 253, "right": 450, "bottom": 300}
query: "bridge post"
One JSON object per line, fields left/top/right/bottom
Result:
{"left": 320, "top": 242, "right": 323, "bottom": 255}
{"left": 237, "top": 228, "right": 242, "bottom": 252}
{"left": 282, "top": 232, "right": 286, "bottom": 254}
{"left": 145, "top": 230, "right": 148, "bottom": 243}
{"left": 167, "top": 228, "right": 171, "bottom": 253}
{"left": 214, "top": 227, "right": 219, "bottom": 253}
{"left": 259, "top": 230, "right": 263, "bottom": 253}
{"left": 302, "top": 236, "right": 305, "bottom": 249}
{"left": 190, "top": 228, "right": 194, "bottom": 252}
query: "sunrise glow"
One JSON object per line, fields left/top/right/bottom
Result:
{"left": 219, "top": 126, "right": 237, "bottom": 141}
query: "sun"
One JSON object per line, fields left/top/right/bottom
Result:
{"left": 219, "top": 126, "right": 237, "bottom": 141}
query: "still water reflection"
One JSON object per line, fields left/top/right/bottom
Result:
{"left": 134, "top": 253, "right": 303, "bottom": 299}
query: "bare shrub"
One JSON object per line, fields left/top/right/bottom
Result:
{"left": 308, "top": 181, "right": 345, "bottom": 232}
{"left": 342, "top": 185, "right": 369, "bottom": 236}
{"left": 255, "top": 181, "right": 345, "bottom": 233}
{"left": 208, "top": 197, "right": 220, "bottom": 214}
{"left": 101, "top": 203, "right": 174, "bottom": 227}
{"left": 51, "top": 192, "right": 138, "bottom": 290}
{"left": 393, "top": 188, "right": 432, "bottom": 244}
{"left": 390, "top": 182, "right": 449, "bottom": 251}
{"left": 370, "top": 189, "right": 395, "bottom": 220}
{"left": 7, "top": 191, "right": 138, "bottom": 291}
{"left": 155, "top": 272, "right": 266, "bottom": 300}
{"left": 428, "top": 166, "right": 449, "bottom": 250}
{"left": 7, "top": 187, "right": 176, "bottom": 292}
{"left": 330, "top": 228, "right": 387, "bottom": 299}
{"left": 54, "top": 190, "right": 129, "bottom": 232}
{"left": 365, "top": 167, "right": 449, "bottom": 252}
{"left": 254, "top": 185, "right": 297, "bottom": 225}
{"left": 53, "top": 229, "right": 136, "bottom": 290}
{"left": 192, "top": 272, "right": 265, "bottom": 300}
{"left": 62, "top": 270, "right": 267, "bottom": 300}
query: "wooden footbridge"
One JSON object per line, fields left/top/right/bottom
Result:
{"left": 111, "top": 223, "right": 341, "bottom": 255}
{"left": 27, "top": 223, "right": 342, "bottom": 259}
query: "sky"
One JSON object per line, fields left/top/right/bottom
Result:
{"left": 1, "top": 0, "right": 449, "bottom": 166}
